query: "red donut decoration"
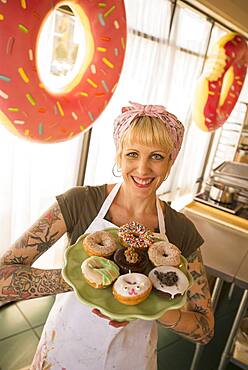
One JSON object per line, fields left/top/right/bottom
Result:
{"left": 0, "top": 1, "right": 126, "bottom": 142}
{"left": 192, "top": 32, "right": 248, "bottom": 131}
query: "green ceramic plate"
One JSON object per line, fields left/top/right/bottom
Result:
{"left": 62, "top": 228, "right": 193, "bottom": 321}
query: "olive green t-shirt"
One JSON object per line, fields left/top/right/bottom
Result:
{"left": 56, "top": 184, "right": 204, "bottom": 258}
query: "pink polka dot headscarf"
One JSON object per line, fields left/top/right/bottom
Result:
{"left": 113, "top": 101, "right": 185, "bottom": 163}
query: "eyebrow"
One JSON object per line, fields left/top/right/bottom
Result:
{"left": 124, "top": 148, "right": 168, "bottom": 155}
{"left": 124, "top": 148, "right": 167, "bottom": 154}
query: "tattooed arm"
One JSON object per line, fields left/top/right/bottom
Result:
{"left": 158, "top": 248, "right": 214, "bottom": 344}
{"left": 0, "top": 202, "right": 72, "bottom": 303}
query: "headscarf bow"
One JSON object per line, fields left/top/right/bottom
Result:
{"left": 113, "top": 101, "right": 184, "bottom": 163}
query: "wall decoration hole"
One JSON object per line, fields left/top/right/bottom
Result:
{"left": 37, "top": 3, "right": 93, "bottom": 95}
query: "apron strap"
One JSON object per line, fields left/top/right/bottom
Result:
{"left": 97, "top": 182, "right": 122, "bottom": 219}
{"left": 156, "top": 197, "right": 168, "bottom": 241}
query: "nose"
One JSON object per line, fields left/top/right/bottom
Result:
{"left": 136, "top": 158, "right": 150, "bottom": 176}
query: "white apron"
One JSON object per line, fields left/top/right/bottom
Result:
{"left": 31, "top": 183, "right": 168, "bottom": 370}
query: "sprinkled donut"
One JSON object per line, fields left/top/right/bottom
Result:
{"left": 149, "top": 266, "right": 189, "bottom": 299}
{"left": 83, "top": 230, "right": 118, "bottom": 257}
{"left": 113, "top": 272, "right": 152, "bottom": 305}
{"left": 81, "top": 256, "right": 119, "bottom": 289}
{"left": 192, "top": 32, "right": 248, "bottom": 131}
{"left": 118, "top": 221, "right": 154, "bottom": 250}
{"left": 0, "top": 1, "right": 126, "bottom": 142}
{"left": 148, "top": 241, "right": 181, "bottom": 267}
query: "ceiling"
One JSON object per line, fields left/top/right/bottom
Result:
{"left": 187, "top": 0, "right": 248, "bottom": 37}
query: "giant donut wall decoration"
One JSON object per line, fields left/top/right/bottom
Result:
{"left": 0, "top": 1, "right": 126, "bottom": 143}
{"left": 192, "top": 32, "right": 248, "bottom": 132}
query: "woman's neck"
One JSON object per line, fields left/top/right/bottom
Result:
{"left": 106, "top": 183, "right": 162, "bottom": 230}
{"left": 109, "top": 183, "right": 157, "bottom": 217}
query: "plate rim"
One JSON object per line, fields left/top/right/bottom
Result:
{"left": 62, "top": 230, "right": 193, "bottom": 321}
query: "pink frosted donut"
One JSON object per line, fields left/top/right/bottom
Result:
{"left": 148, "top": 241, "right": 181, "bottom": 266}
{"left": 118, "top": 221, "right": 153, "bottom": 250}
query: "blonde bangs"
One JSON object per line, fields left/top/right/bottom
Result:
{"left": 116, "top": 116, "right": 174, "bottom": 165}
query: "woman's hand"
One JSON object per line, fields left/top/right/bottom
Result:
{"left": 159, "top": 308, "right": 182, "bottom": 328}
{"left": 92, "top": 308, "right": 129, "bottom": 328}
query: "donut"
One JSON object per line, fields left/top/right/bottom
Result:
{"left": 83, "top": 231, "right": 118, "bottom": 257}
{"left": 113, "top": 272, "right": 152, "bottom": 305}
{"left": 148, "top": 266, "right": 189, "bottom": 299}
{"left": 0, "top": 1, "right": 126, "bottom": 142}
{"left": 81, "top": 256, "right": 119, "bottom": 289}
{"left": 118, "top": 221, "right": 154, "bottom": 250}
{"left": 113, "top": 247, "right": 149, "bottom": 274}
{"left": 192, "top": 32, "right": 248, "bottom": 132}
{"left": 148, "top": 241, "right": 181, "bottom": 267}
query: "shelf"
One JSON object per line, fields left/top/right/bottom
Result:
{"left": 184, "top": 201, "right": 248, "bottom": 234}
{"left": 230, "top": 357, "right": 248, "bottom": 370}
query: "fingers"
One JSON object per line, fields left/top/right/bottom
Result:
{"left": 109, "top": 320, "right": 129, "bottom": 328}
{"left": 92, "top": 308, "right": 109, "bottom": 319}
{"left": 92, "top": 308, "right": 129, "bottom": 327}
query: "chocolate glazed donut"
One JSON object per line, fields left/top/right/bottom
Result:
{"left": 114, "top": 247, "right": 149, "bottom": 274}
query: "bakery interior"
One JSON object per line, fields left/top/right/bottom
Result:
{"left": 0, "top": 0, "right": 248, "bottom": 369}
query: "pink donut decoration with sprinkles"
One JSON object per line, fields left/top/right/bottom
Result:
{"left": 0, "top": 1, "right": 126, "bottom": 143}
{"left": 118, "top": 221, "right": 154, "bottom": 250}
{"left": 192, "top": 32, "right": 248, "bottom": 132}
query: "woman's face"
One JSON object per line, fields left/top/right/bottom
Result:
{"left": 120, "top": 142, "right": 171, "bottom": 199}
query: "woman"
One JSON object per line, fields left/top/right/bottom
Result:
{"left": 0, "top": 102, "right": 214, "bottom": 370}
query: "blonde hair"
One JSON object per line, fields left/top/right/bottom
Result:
{"left": 116, "top": 116, "right": 174, "bottom": 166}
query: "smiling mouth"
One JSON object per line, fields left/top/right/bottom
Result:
{"left": 132, "top": 176, "right": 154, "bottom": 187}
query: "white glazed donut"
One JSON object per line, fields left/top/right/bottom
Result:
{"left": 148, "top": 241, "right": 181, "bottom": 266}
{"left": 83, "top": 231, "right": 118, "bottom": 257}
{"left": 113, "top": 272, "right": 152, "bottom": 305}
{"left": 148, "top": 266, "right": 189, "bottom": 299}
{"left": 81, "top": 256, "right": 119, "bottom": 289}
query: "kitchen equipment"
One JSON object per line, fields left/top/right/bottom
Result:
{"left": 213, "top": 161, "right": 248, "bottom": 190}
{"left": 209, "top": 183, "right": 236, "bottom": 204}
{"left": 194, "top": 161, "right": 248, "bottom": 218}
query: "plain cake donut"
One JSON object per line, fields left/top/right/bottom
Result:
{"left": 83, "top": 230, "right": 118, "bottom": 257}
{"left": 148, "top": 241, "right": 181, "bottom": 266}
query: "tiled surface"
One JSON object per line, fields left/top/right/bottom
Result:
{"left": 0, "top": 296, "right": 55, "bottom": 370}
{"left": 158, "top": 337, "right": 195, "bottom": 370}
{"left": 0, "top": 330, "right": 39, "bottom": 370}
{"left": 157, "top": 323, "right": 181, "bottom": 351}
{"left": 0, "top": 304, "right": 30, "bottom": 340}
{"left": 33, "top": 325, "right": 44, "bottom": 339}
{"left": 0, "top": 283, "right": 246, "bottom": 370}
{"left": 16, "top": 295, "right": 55, "bottom": 328}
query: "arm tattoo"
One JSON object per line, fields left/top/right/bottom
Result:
{"left": 16, "top": 204, "right": 61, "bottom": 252}
{"left": 170, "top": 249, "right": 214, "bottom": 344}
{"left": 0, "top": 264, "right": 72, "bottom": 302}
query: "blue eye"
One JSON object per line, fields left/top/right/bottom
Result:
{"left": 151, "top": 154, "right": 164, "bottom": 160}
{"left": 126, "top": 152, "right": 138, "bottom": 158}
